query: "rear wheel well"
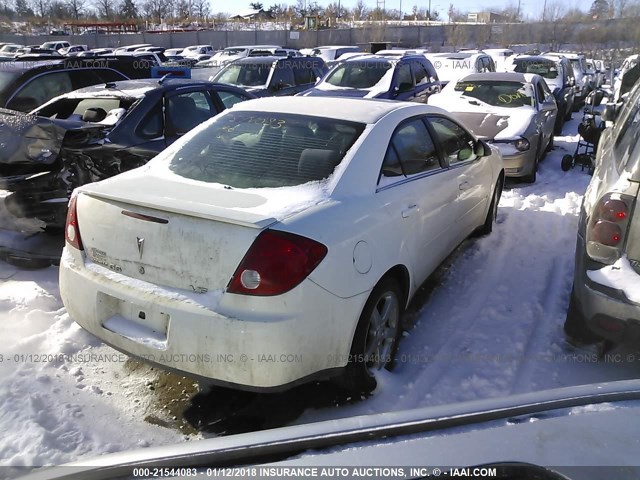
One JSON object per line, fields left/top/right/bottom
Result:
{"left": 381, "top": 265, "right": 411, "bottom": 309}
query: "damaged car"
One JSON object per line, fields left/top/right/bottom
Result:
{"left": 0, "top": 78, "right": 254, "bottom": 238}
{"left": 429, "top": 72, "right": 557, "bottom": 183}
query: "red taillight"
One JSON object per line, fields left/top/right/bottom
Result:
{"left": 227, "top": 230, "right": 327, "bottom": 296}
{"left": 586, "top": 193, "right": 633, "bottom": 264}
{"left": 65, "top": 195, "right": 84, "bottom": 251}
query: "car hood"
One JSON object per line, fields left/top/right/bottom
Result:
{"left": 0, "top": 109, "right": 105, "bottom": 168}
{"left": 429, "top": 94, "right": 533, "bottom": 140}
{"left": 300, "top": 88, "right": 370, "bottom": 98}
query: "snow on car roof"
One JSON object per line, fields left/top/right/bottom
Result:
{"left": 231, "top": 96, "right": 436, "bottom": 124}
{"left": 62, "top": 79, "right": 206, "bottom": 99}
{"left": 456, "top": 72, "right": 535, "bottom": 83}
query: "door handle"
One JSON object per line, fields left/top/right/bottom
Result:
{"left": 401, "top": 204, "right": 418, "bottom": 218}
{"left": 459, "top": 181, "right": 470, "bottom": 191}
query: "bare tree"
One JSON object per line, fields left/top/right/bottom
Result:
{"left": 66, "top": 0, "right": 84, "bottom": 19}
{"left": 30, "top": 0, "right": 50, "bottom": 16}
{"left": 351, "top": 0, "right": 367, "bottom": 20}
{"left": 142, "top": 0, "right": 170, "bottom": 23}
{"left": 192, "top": 0, "right": 209, "bottom": 20}
{"left": 93, "top": 0, "right": 114, "bottom": 18}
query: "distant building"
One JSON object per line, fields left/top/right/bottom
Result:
{"left": 467, "top": 12, "right": 511, "bottom": 23}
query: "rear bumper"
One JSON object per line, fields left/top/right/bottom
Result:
{"left": 59, "top": 247, "right": 367, "bottom": 390}
{"left": 573, "top": 233, "right": 640, "bottom": 344}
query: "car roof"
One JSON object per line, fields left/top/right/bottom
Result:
{"left": 430, "top": 52, "right": 483, "bottom": 59}
{"left": 231, "top": 96, "right": 440, "bottom": 124}
{"left": 62, "top": 79, "right": 220, "bottom": 98}
{"left": 457, "top": 72, "right": 533, "bottom": 83}
{"left": 342, "top": 55, "right": 395, "bottom": 63}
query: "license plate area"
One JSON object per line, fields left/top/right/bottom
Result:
{"left": 97, "top": 292, "right": 170, "bottom": 349}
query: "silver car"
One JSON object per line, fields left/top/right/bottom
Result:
{"left": 565, "top": 78, "right": 640, "bottom": 346}
{"left": 429, "top": 72, "right": 557, "bottom": 183}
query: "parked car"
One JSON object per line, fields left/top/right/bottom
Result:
{"left": 0, "top": 43, "right": 24, "bottom": 59}
{"left": 164, "top": 47, "right": 184, "bottom": 58}
{"left": 505, "top": 55, "right": 575, "bottom": 134}
{"left": 0, "top": 58, "right": 156, "bottom": 112}
{"left": 564, "top": 78, "right": 640, "bottom": 347}
{"left": 182, "top": 45, "right": 215, "bottom": 58}
{"left": 59, "top": 45, "right": 89, "bottom": 56}
{"left": 545, "top": 52, "right": 591, "bottom": 110}
{"left": 429, "top": 72, "right": 557, "bottom": 183}
{"left": 40, "top": 40, "right": 70, "bottom": 51}
{"left": 425, "top": 52, "right": 496, "bottom": 85}
{"left": 302, "top": 45, "right": 361, "bottom": 62}
{"left": 77, "top": 48, "right": 114, "bottom": 57}
{"left": 113, "top": 44, "right": 153, "bottom": 54}
{"left": 483, "top": 48, "right": 515, "bottom": 71}
{"left": 58, "top": 96, "right": 504, "bottom": 392}
{"left": 299, "top": 55, "right": 440, "bottom": 102}
{"left": 198, "top": 45, "right": 281, "bottom": 68}
{"left": 211, "top": 56, "right": 328, "bottom": 96}
{"left": 613, "top": 54, "right": 639, "bottom": 102}
{"left": 248, "top": 47, "right": 302, "bottom": 57}
{"left": 0, "top": 79, "right": 254, "bottom": 231}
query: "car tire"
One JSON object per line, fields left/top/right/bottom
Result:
{"left": 476, "top": 176, "right": 503, "bottom": 236}
{"left": 564, "top": 288, "right": 602, "bottom": 345}
{"left": 561, "top": 154, "right": 573, "bottom": 171}
{"left": 546, "top": 134, "right": 554, "bottom": 154}
{"left": 337, "top": 277, "right": 404, "bottom": 394}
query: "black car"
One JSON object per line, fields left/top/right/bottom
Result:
{"left": 508, "top": 55, "right": 576, "bottom": 134}
{"left": 0, "top": 57, "right": 156, "bottom": 112}
{"left": 210, "top": 56, "right": 328, "bottom": 96}
{"left": 0, "top": 79, "right": 254, "bottom": 233}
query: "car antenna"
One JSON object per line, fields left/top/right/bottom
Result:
{"left": 158, "top": 73, "right": 173, "bottom": 85}
{"left": 104, "top": 82, "right": 117, "bottom": 89}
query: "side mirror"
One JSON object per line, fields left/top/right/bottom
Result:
{"left": 474, "top": 139, "right": 491, "bottom": 157}
{"left": 458, "top": 148, "right": 473, "bottom": 161}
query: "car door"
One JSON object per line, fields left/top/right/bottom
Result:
{"left": 268, "top": 62, "right": 297, "bottom": 96}
{"left": 376, "top": 117, "right": 461, "bottom": 286}
{"left": 427, "top": 115, "right": 493, "bottom": 240}
{"left": 534, "top": 79, "right": 556, "bottom": 147}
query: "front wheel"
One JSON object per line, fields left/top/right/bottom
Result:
{"left": 476, "top": 176, "right": 503, "bottom": 236}
{"left": 337, "top": 278, "right": 404, "bottom": 394}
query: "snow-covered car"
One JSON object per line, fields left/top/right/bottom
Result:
{"left": 425, "top": 52, "right": 496, "bottom": 85}
{"left": 429, "top": 72, "right": 557, "bottom": 183}
{"left": 182, "top": 45, "right": 215, "bottom": 58}
{"left": 483, "top": 48, "right": 515, "bottom": 71}
{"left": 59, "top": 97, "right": 504, "bottom": 393}
{"left": 0, "top": 43, "right": 24, "bottom": 59}
{"left": 59, "top": 45, "right": 88, "bottom": 56}
{"left": 299, "top": 55, "right": 440, "bottom": 102}
{"left": 505, "top": 55, "right": 575, "bottom": 134}
{"left": 545, "top": 52, "right": 591, "bottom": 108}
{"left": 113, "top": 44, "right": 153, "bottom": 54}
{"left": 0, "top": 79, "right": 254, "bottom": 232}
{"left": 613, "top": 54, "right": 639, "bottom": 102}
{"left": 564, "top": 78, "right": 640, "bottom": 348}
{"left": 40, "top": 41, "right": 70, "bottom": 52}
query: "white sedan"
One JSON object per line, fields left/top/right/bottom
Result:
{"left": 59, "top": 97, "right": 504, "bottom": 392}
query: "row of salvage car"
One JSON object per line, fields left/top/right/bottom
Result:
{"left": 0, "top": 47, "right": 617, "bottom": 394}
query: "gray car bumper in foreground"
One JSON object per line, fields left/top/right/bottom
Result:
{"left": 501, "top": 149, "right": 537, "bottom": 178}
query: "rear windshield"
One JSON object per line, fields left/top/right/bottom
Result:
{"left": 212, "top": 64, "right": 271, "bottom": 87}
{"left": 35, "top": 96, "right": 135, "bottom": 122}
{"left": 512, "top": 59, "right": 559, "bottom": 79}
{"left": 325, "top": 61, "right": 392, "bottom": 89}
{"left": 166, "top": 111, "right": 365, "bottom": 188}
{"left": 453, "top": 80, "right": 534, "bottom": 108}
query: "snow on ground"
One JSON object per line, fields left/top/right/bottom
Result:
{"left": 1, "top": 113, "right": 640, "bottom": 471}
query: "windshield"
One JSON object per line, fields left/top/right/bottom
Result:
{"left": 0, "top": 70, "right": 21, "bottom": 93}
{"left": 1, "top": 45, "right": 19, "bottom": 52}
{"left": 212, "top": 63, "right": 271, "bottom": 87}
{"left": 453, "top": 80, "right": 534, "bottom": 108}
{"left": 324, "top": 61, "right": 392, "bottom": 89}
{"left": 512, "top": 59, "right": 559, "bottom": 79}
{"left": 164, "top": 111, "right": 364, "bottom": 188}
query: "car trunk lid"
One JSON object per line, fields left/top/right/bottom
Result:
{"left": 75, "top": 173, "right": 305, "bottom": 292}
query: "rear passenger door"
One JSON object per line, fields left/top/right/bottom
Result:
{"left": 376, "top": 117, "right": 461, "bottom": 286}
{"left": 392, "top": 62, "right": 416, "bottom": 101}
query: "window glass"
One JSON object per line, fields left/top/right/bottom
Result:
{"left": 385, "top": 119, "right": 440, "bottom": 177}
{"left": 292, "top": 62, "right": 314, "bottom": 85}
{"left": 270, "top": 65, "right": 295, "bottom": 88}
{"left": 165, "top": 91, "right": 216, "bottom": 136}
{"left": 613, "top": 99, "right": 640, "bottom": 172}
{"left": 137, "top": 102, "right": 163, "bottom": 138}
{"left": 165, "top": 112, "right": 365, "bottom": 188}
{"left": 428, "top": 116, "right": 477, "bottom": 165}
{"left": 413, "top": 61, "right": 430, "bottom": 85}
{"left": 325, "top": 61, "right": 392, "bottom": 89}
{"left": 396, "top": 63, "right": 413, "bottom": 90}
{"left": 216, "top": 90, "right": 250, "bottom": 109}
{"left": 213, "top": 64, "right": 271, "bottom": 87}
{"left": 8, "top": 71, "right": 73, "bottom": 111}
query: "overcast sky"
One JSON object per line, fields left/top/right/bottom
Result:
{"left": 214, "top": 0, "right": 588, "bottom": 22}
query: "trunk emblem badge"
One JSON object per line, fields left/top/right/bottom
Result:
{"left": 136, "top": 237, "right": 145, "bottom": 259}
